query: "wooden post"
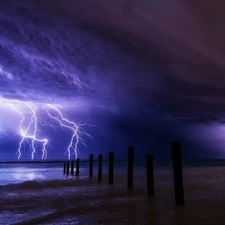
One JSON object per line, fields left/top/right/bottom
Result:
{"left": 71, "top": 160, "right": 74, "bottom": 175}
{"left": 146, "top": 154, "right": 154, "bottom": 195}
{"left": 66, "top": 161, "right": 69, "bottom": 176}
{"left": 63, "top": 162, "right": 66, "bottom": 174}
{"left": 76, "top": 158, "right": 80, "bottom": 176}
{"left": 98, "top": 154, "right": 102, "bottom": 182}
{"left": 89, "top": 154, "right": 93, "bottom": 178}
{"left": 108, "top": 152, "right": 114, "bottom": 184}
{"left": 171, "top": 141, "right": 185, "bottom": 205}
{"left": 128, "top": 146, "right": 134, "bottom": 188}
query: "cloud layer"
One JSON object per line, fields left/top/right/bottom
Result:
{"left": 0, "top": 0, "right": 161, "bottom": 119}
{"left": 0, "top": 1, "right": 225, "bottom": 123}
{"left": 0, "top": 0, "right": 225, "bottom": 129}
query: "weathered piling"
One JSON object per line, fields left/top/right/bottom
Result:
{"left": 146, "top": 154, "right": 154, "bottom": 196}
{"left": 89, "top": 154, "right": 93, "bottom": 178}
{"left": 171, "top": 141, "right": 185, "bottom": 205}
{"left": 98, "top": 154, "right": 102, "bottom": 182}
{"left": 66, "top": 161, "right": 70, "bottom": 175}
{"left": 71, "top": 160, "right": 74, "bottom": 175}
{"left": 108, "top": 152, "right": 114, "bottom": 184}
{"left": 76, "top": 158, "right": 80, "bottom": 176}
{"left": 63, "top": 162, "right": 66, "bottom": 174}
{"left": 127, "top": 146, "right": 134, "bottom": 188}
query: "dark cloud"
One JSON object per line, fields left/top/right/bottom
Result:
{"left": 0, "top": 0, "right": 164, "bottom": 117}
{"left": 1, "top": 0, "right": 225, "bottom": 159}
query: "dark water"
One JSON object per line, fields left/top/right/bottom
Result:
{"left": 1, "top": 159, "right": 225, "bottom": 224}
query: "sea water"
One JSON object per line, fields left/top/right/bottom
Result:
{"left": 1, "top": 160, "right": 225, "bottom": 225}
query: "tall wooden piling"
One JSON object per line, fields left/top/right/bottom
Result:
{"left": 89, "top": 154, "right": 93, "bottom": 178}
{"left": 171, "top": 141, "right": 185, "bottom": 205}
{"left": 146, "top": 154, "right": 154, "bottom": 196}
{"left": 76, "top": 158, "right": 80, "bottom": 176}
{"left": 63, "top": 162, "right": 66, "bottom": 174}
{"left": 108, "top": 152, "right": 114, "bottom": 184}
{"left": 71, "top": 160, "right": 74, "bottom": 175}
{"left": 66, "top": 161, "right": 70, "bottom": 175}
{"left": 98, "top": 154, "right": 102, "bottom": 182}
{"left": 127, "top": 146, "right": 134, "bottom": 188}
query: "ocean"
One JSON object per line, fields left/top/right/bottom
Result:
{"left": 1, "top": 159, "right": 225, "bottom": 225}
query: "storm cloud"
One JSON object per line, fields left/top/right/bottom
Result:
{"left": 1, "top": 0, "right": 225, "bottom": 159}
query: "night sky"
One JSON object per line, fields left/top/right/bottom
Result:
{"left": 0, "top": 0, "right": 225, "bottom": 160}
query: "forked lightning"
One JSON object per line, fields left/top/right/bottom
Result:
{"left": 0, "top": 98, "right": 92, "bottom": 160}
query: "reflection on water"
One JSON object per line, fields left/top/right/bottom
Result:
{"left": 1, "top": 160, "right": 225, "bottom": 224}
{"left": 13, "top": 168, "right": 45, "bottom": 181}
{"left": 0, "top": 162, "right": 68, "bottom": 185}
{"left": 0, "top": 166, "right": 54, "bottom": 185}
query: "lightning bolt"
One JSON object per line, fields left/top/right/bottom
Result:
{"left": 43, "top": 104, "right": 92, "bottom": 159}
{"left": 11, "top": 102, "right": 48, "bottom": 160}
{"left": 0, "top": 98, "right": 93, "bottom": 160}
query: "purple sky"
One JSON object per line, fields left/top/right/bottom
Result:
{"left": 0, "top": 0, "right": 225, "bottom": 160}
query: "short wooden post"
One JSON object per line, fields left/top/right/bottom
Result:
{"left": 127, "top": 146, "right": 134, "bottom": 188}
{"left": 66, "top": 161, "right": 70, "bottom": 176}
{"left": 89, "top": 154, "right": 94, "bottom": 178}
{"left": 71, "top": 160, "right": 74, "bottom": 175}
{"left": 108, "top": 152, "right": 114, "bottom": 184}
{"left": 171, "top": 141, "right": 185, "bottom": 205}
{"left": 98, "top": 154, "right": 102, "bottom": 182}
{"left": 76, "top": 158, "right": 80, "bottom": 176}
{"left": 146, "top": 154, "right": 154, "bottom": 195}
{"left": 63, "top": 162, "right": 66, "bottom": 174}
